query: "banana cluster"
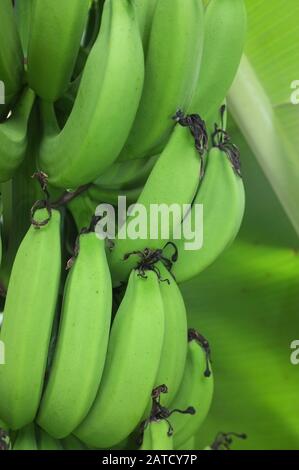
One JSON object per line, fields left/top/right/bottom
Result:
{"left": 0, "top": 0, "right": 247, "bottom": 451}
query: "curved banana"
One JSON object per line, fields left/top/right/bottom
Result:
{"left": 12, "top": 424, "right": 38, "bottom": 451}
{"left": 0, "top": 209, "right": 61, "bottom": 430}
{"left": 118, "top": 0, "right": 204, "bottom": 161}
{"left": 27, "top": 0, "right": 90, "bottom": 101}
{"left": 0, "top": 88, "right": 35, "bottom": 183}
{"left": 108, "top": 123, "right": 203, "bottom": 286}
{"left": 170, "top": 142, "right": 245, "bottom": 284}
{"left": 36, "top": 427, "right": 63, "bottom": 450}
{"left": 169, "top": 329, "right": 214, "bottom": 449}
{"left": 74, "top": 270, "right": 165, "bottom": 449}
{"left": 62, "top": 434, "right": 88, "bottom": 451}
{"left": 140, "top": 420, "right": 173, "bottom": 451}
{"left": 154, "top": 262, "right": 187, "bottom": 406}
{"left": 38, "top": 0, "right": 144, "bottom": 189}
{"left": 0, "top": 0, "right": 24, "bottom": 117}
{"left": 37, "top": 232, "right": 112, "bottom": 439}
{"left": 189, "top": 0, "right": 247, "bottom": 120}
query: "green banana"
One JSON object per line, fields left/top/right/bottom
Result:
{"left": 27, "top": 0, "right": 90, "bottom": 101}
{"left": 135, "top": 0, "right": 159, "bottom": 52}
{"left": 74, "top": 269, "right": 165, "bottom": 449}
{"left": 118, "top": 0, "right": 204, "bottom": 161}
{"left": 0, "top": 0, "right": 24, "bottom": 117}
{"left": 0, "top": 209, "right": 61, "bottom": 430}
{"left": 189, "top": 0, "right": 247, "bottom": 120}
{"left": 12, "top": 424, "right": 38, "bottom": 451}
{"left": 0, "top": 88, "right": 35, "bottom": 183}
{"left": 38, "top": 0, "right": 144, "bottom": 189}
{"left": 108, "top": 123, "right": 203, "bottom": 286}
{"left": 37, "top": 232, "right": 112, "bottom": 439}
{"left": 170, "top": 143, "right": 245, "bottom": 284}
{"left": 169, "top": 329, "right": 214, "bottom": 449}
{"left": 153, "top": 262, "right": 188, "bottom": 406}
{"left": 140, "top": 420, "right": 173, "bottom": 451}
{"left": 62, "top": 434, "right": 88, "bottom": 451}
{"left": 36, "top": 427, "right": 63, "bottom": 450}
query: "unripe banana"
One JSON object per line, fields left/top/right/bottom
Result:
{"left": 38, "top": 0, "right": 144, "bottom": 189}
{"left": 118, "top": 0, "right": 204, "bottom": 161}
{"left": 153, "top": 262, "right": 188, "bottom": 406}
{"left": 27, "top": 0, "right": 90, "bottom": 101}
{"left": 12, "top": 424, "right": 38, "bottom": 451}
{"left": 170, "top": 143, "right": 245, "bottom": 284}
{"left": 108, "top": 123, "right": 202, "bottom": 286}
{"left": 0, "top": 0, "right": 24, "bottom": 117}
{"left": 36, "top": 427, "right": 63, "bottom": 451}
{"left": 74, "top": 270, "right": 165, "bottom": 449}
{"left": 189, "top": 0, "right": 247, "bottom": 120}
{"left": 0, "top": 88, "right": 35, "bottom": 183}
{"left": 140, "top": 420, "right": 173, "bottom": 451}
{"left": 37, "top": 232, "right": 112, "bottom": 439}
{"left": 0, "top": 209, "right": 61, "bottom": 430}
{"left": 169, "top": 329, "right": 214, "bottom": 448}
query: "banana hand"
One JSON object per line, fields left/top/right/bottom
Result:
{"left": 38, "top": 0, "right": 144, "bottom": 189}
{"left": 170, "top": 132, "right": 245, "bottom": 284}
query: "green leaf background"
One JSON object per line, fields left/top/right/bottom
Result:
{"left": 186, "top": 0, "right": 299, "bottom": 450}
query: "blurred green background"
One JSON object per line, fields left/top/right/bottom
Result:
{"left": 184, "top": 0, "right": 299, "bottom": 449}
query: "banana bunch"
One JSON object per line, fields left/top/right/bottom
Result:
{"left": 0, "top": 0, "right": 249, "bottom": 452}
